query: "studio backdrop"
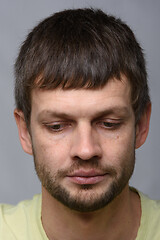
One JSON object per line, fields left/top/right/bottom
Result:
{"left": 0, "top": 0, "right": 160, "bottom": 204}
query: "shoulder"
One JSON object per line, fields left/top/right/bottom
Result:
{"left": 139, "top": 191, "right": 160, "bottom": 219}
{"left": 137, "top": 191, "right": 160, "bottom": 240}
{"left": 0, "top": 194, "right": 42, "bottom": 239}
{"left": 0, "top": 194, "right": 41, "bottom": 221}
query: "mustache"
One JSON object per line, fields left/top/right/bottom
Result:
{"left": 56, "top": 158, "right": 117, "bottom": 177}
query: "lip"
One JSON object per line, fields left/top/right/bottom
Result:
{"left": 67, "top": 170, "right": 108, "bottom": 185}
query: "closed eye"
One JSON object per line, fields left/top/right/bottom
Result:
{"left": 97, "top": 121, "right": 122, "bottom": 130}
{"left": 44, "top": 122, "right": 71, "bottom": 132}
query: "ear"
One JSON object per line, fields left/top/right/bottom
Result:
{"left": 135, "top": 103, "right": 151, "bottom": 149}
{"left": 14, "top": 109, "right": 33, "bottom": 155}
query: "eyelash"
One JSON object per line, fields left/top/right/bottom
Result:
{"left": 45, "top": 122, "right": 71, "bottom": 132}
{"left": 98, "top": 121, "right": 121, "bottom": 129}
{"left": 44, "top": 120, "right": 122, "bottom": 133}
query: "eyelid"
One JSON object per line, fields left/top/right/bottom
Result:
{"left": 96, "top": 118, "right": 123, "bottom": 128}
{"left": 95, "top": 117, "right": 123, "bottom": 123}
{"left": 43, "top": 121, "right": 73, "bottom": 132}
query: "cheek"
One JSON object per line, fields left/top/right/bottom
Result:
{"left": 101, "top": 129, "right": 135, "bottom": 165}
{"left": 32, "top": 133, "right": 71, "bottom": 170}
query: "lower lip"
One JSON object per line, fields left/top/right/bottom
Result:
{"left": 67, "top": 175, "right": 107, "bottom": 185}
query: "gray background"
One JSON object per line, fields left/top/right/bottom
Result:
{"left": 0, "top": 0, "right": 160, "bottom": 204}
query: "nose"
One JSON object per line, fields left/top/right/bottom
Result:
{"left": 70, "top": 123, "right": 102, "bottom": 161}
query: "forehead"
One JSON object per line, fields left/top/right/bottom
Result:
{"left": 31, "top": 76, "right": 132, "bottom": 117}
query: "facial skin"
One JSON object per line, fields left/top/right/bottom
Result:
{"left": 15, "top": 76, "right": 151, "bottom": 212}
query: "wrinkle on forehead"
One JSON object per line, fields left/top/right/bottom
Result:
{"left": 31, "top": 76, "right": 132, "bottom": 120}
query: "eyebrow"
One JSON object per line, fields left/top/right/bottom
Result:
{"left": 37, "top": 106, "right": 131, "bottom": 121}
{"left": 37, "top": 111, "right": 75, "bottom": 121}
{"left": 93, "top": 107, "right": 131, "bottom": 119}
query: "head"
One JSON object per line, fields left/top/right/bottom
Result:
{"left": 14, "top": 8, "right": 150, "bottom": 126}
{"left": 14, "top": 8, "right": 151, "bottom": 212}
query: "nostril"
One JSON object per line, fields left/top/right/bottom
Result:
{"left": 71, "top": 156, "right": 101, "bottom": 167}
{"left": 72, "top": 148, "right": 101, "bottom": 161}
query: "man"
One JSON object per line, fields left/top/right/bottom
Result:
{"left": 0, "top": 8, "right": 159, "bottom": 240}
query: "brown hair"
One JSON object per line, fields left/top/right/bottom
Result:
{"left": 14, "top": 8, "right": 150, "bottom": 126}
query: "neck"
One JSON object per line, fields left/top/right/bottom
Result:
{"left": 41, "top": 186, "right": 141, "bottom": 240}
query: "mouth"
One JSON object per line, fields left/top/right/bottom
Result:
{"left": 67, "top": 170, "right": 108, "bottom": 185}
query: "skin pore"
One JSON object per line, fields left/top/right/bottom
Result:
{"left": 14, "top": 76, "right": 151, "bottom": 240}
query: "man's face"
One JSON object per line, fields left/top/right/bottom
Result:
{"left": 29, "top": 77, "right": 136, "bottom": 212}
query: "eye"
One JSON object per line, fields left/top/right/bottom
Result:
{"left": 97, "top": 120, "right": 121, "bottom": 130}
{"left": 50, "top": 124, "right": 63, "bottom": 131}
{"left": 103, "top": 122, "right": 118, "bottom": 128}
{"left": 45, "top": 122, "right": 71, "bottom": 132}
